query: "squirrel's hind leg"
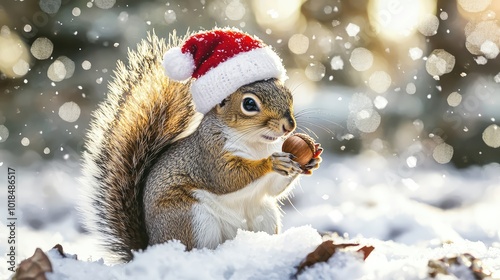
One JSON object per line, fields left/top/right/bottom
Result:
{"left": 143, "top": 187, "right": 198, "bottom": 250}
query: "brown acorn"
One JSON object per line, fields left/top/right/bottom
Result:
{"left": 282, "top": 133, "right": 316, "bottom": 168}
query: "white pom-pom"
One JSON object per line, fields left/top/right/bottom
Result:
{"left": 162, "top": 47, "right": 195, "bottom": 81}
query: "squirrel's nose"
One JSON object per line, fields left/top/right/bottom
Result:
{"left": 282, "top": 124, "right": 292, "bottom": 135}
{"left": 281, "top": 115, "right": 296, "bottom": 136}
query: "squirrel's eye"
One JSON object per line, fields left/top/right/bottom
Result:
{"left": 242, "top": 97, "right": 260, "bottom": 113}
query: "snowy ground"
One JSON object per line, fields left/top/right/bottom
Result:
{"left": 1, "top": 152, "right": 500, "bottom": 279}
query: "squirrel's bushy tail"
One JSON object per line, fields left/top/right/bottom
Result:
{"left": 80, "top": 32, "right": 199, "bottom": 262}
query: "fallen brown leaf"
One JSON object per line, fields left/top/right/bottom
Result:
{"left": 14, "top": 248, "right": 52, "bottom": 280}
{"left": 428, "top": 253, "right": 494, "bottom": 279}
{"left": 357, "top": 245, "right": 375, "bottom": 260}
{"left": 295, "top": 240, "right": 374, "bottom": 277}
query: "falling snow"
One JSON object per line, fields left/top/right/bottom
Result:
{"left": 482, "top": 124, "right": 500, "bottom": 148}
{"left": 480, "top": 40, "right": 499, "bottom": 59}
{"left": 345, "top": 23, "right": 360, "bottom": 37}
{"left": 373, "top": 96, "right": 388, "bottom": 110}
{"left": 164, "top": 10, "right": 177, "bottom": 24}
{"left": 330, "top": 56, "right": 344, "bottom": 70}
{"left": 458, "top": 0, "right": 492, "bottom": 13}
{"left": 368, "top": 71, "right": 391, "bottom": 94}
{"left": 72, "top": 7, "right": 81, "bottom": 17}
{"left": 433, "top": 142, "right": 454, "bottom": 164}
{"left": 95, "top": 0, "right": 116, "bottom": 9}
{"left": 474, "top": 56, "right": 488, "bottom": 65}
{"left": 30, "top": 37, "right": 54, "bottom": 60}
{"left": 82, "top": 60, "right": 91, "bottom": 70}
{"left": 494, "top": 73, "right": 500, "bottom": 83}
{"left": 417, "top": 14, "right": 439, "bottom": 36}
{"left": 409, "top": 47, "right": 423, "bottom": 60}
{"left": 39, "top": 0, "right": 61, "bottom": 14}
{"left": 349, "top": 47, "right": 373, "bottom": 71}
{"left": 12, "top": 59, "right": 29, "bottom": 76}
{"left": 21, "top": 137, "right": 30, "bottom": 146}
{"left": 425, "top": 49, "right": 455, "bottom": 77}
{"left": 58, "top": 102, "right": 81, "bottom": 123}
{"left": 0, "top": 125, "right": 9, "bottom": 142}
{"left": 288, "top": 34, "right": 309, "bottom": 55}
{"left": 406, "top": 83, "right": 416, "bottom": 94}
{"left": 225, "top": 0, "right": 246, "bottom": 21}
{"left": 447, "top": 92, "right": 462, "bottom": 107}
{"left": 47, "top": 60, "right": 66, "bottom": 82}
{"left": 305, "top": 62, "right": 325, "bottom": 82}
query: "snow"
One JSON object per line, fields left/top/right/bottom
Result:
{"left": 368, "top": 71, "right": 391, "bottom": 94}
{"left": 409, "top": 47, "right": 423, "bottom": 60}
{"left": 288, "top": 34, "right": 309, "bottom": 55}
{"left": 30, "top": 37, "right": 53, "bottom": 60}
{"left": 39, "top": 0, "right": 61, "bottom": 14}
{"left": 330, "top": 56, "right": 344, "bottom": 70}
{"left": 475, "top": 56, "right": 488, "bottom": 65}
{"left": 12, "top": 59, "right": 29, "bottom": 76}
{"left": 20, "top": 137, "right": 30, "bottom": 146}
{"left": 58, "top": 102, "right": 81, "bottom": 123}
{"left": 95, "top": 0, "right": 116, "bottom": 10}
{"left": 349, "top": 48, "right": 373, "bottom": 71}
{"left": 465, "top": 21, "right": 499, "bottom": 57}
{"left": 2, "top": 155, "right": 500, "bottom": 279}
{"left": 406, "top": 82, "right": 417, "bottom": 94}
{"left": 417, "top": 14, "right": 439, "bottom": 36}
{"left": 425, "top": 49, "right": 455, "bottom": 77}
{"left": 345, "top": 23, "right": 360, "bottom": 37}
{"left": 72, "top": 7, "right": 81, "bottom": 17}
{"left": 225, "top": 1, "right": 246, "bottom": 21}
{"left": 447, "top": 92, "right": 462, "bottom": 107}
{"left": 81, "top": 60, "right": 91, "bottom": 70}
{"left": 458, "top": 0, "right": 492, "bottom": 13}
{"left": 0, "top": 125, "right": 9, "bottom": 142}
{"left": 305, "top": 62, "right": 326, "bottom": 82}
{"left": 164, "top": 10, "right": 177, "bottom": 24}
{"left": 432, "top": 143, "right": 454, "bottom": 164}
{"left": 373, "top": 96, "right": 388, "bottom": 110}
{"left": 440, "top": 12, "right": 449, "bottom": 20}
{"left": 47, "top": 60, "right": 67, "bottom": 82}
{"left": 480, "top": 40, "right": 499, "bottom": 59}
{"left": 482, "top": 124, "right": 500, "bottom": 148}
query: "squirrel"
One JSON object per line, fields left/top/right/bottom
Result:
{"left": 80, "top": 28, "right": 323, "bottom": 263}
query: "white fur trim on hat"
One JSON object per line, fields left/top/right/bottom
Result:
{"left": 190, "top": 46, "right": 287, "bottom": 114}
{"left": 162, "top": 47, "right": 196, "bottom": 81}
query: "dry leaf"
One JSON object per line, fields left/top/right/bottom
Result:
{"left": 14, "top": 248, "right": 52, "bottom": 280}
{"left": 428, "top": 253, "right": 493, "bottom": 279}
{"left": 295, "top": 240, "right": 374, "bottom": 277}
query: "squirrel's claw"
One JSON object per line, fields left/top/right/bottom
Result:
{"left": 302, "top": 154, "right": 322, "bottom": 176}
{"left": 271, "top": 152, "right": 302, "bottom": 177}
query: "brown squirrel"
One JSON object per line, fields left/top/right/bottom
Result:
{"left": 80, "top": 28, "right": 322, "bottom": 263}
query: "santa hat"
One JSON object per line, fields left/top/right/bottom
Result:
{"left": 162, "top": 28, "right": 287, "bottom": 114}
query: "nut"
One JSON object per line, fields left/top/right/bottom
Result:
{"left": 282, "top": 133, "right": 316, "bottom": 168}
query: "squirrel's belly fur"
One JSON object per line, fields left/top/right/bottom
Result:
{"left": 191, "top": 169, "right": 298, "bottom": 249}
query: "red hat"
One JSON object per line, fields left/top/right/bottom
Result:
{"left": 162, "top": 28, "right": 287, "bottom": 114}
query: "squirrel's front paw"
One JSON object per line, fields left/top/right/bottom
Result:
{"left": 302, "top": 144, "right": 323, "bottom": 176}
{"left": 271, "top": 152, "right": 303, "bottom": 177}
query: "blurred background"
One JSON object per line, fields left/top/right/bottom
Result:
{"left": 1, "top": 0, "right": 500, "bottom": 270}
{"left": 1, "top": 0, "right": 499, "bottom": 169}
